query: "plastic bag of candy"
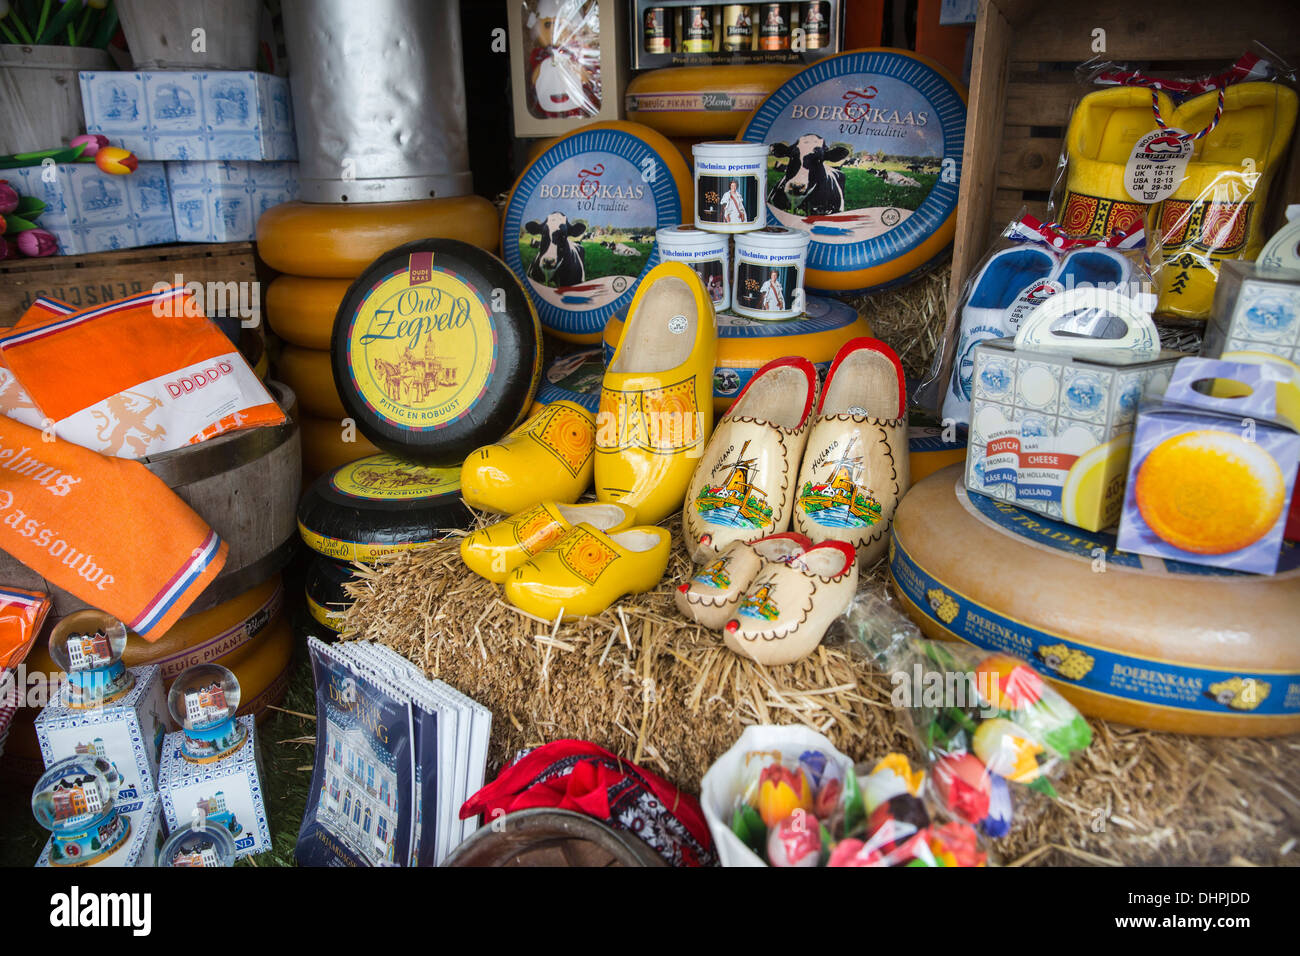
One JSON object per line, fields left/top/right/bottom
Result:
{"left": 843, "top": 584, "right": 1092, "bottom": 837}
{"left": 700, "top": 724, "right": 988, "bottom": 867}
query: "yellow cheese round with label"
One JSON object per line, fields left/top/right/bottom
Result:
{"left": 626, "top": 65, "right": 800, "bottom": 138}
{"left": 889, "top": 465, "right": 1300, "bottom": 736}
{"left": 256, "top": 195, "right": 501, "bottom": 278}
{"left": 276, "top": 345, "right": 345, "bottom": 418}
{"left": 266, "top": 276, "right": 352, "bottom": 350}
{"left": 299, "top": 414, "right": 383, "bottom": 480}
{"left": 230, "top": 614, "right": 295, "bottom": 721}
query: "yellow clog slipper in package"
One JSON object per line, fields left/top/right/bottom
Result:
{"left": 675, "top": 531, "right": 812, "bottom": 631}
{"left": 460, "top": 501, "right": 635, "bottom": 583}
{"left": 595, "top": 261, "right": 717, "bottom": 525}
{"left": 504, "top": 524, "right": 672, "bottom": 621}
{"left": 1156, "top": 82, "right": 1298, "bottom": 319}
{"left": 460, "top": 400, "right": 596, "bottom": 514}
{"left": 1058, "top": 86, "right": 1174, "bottom": 239}
{"left": 683, "top": 356, "right": 818, "bottom": 563}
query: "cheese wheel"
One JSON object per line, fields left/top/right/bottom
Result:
{"left": 266, "top": 276, "right": 352, "bottom": 349}
{"left": 739, "top": 49, "right": 967, "bottom": 294}
{"left": 908, "top": 425, "right": 968, "bottom": 484}
{"left": 502, "top": 120, "right": 693, "bottom": 343}
{"left": 230, "top": 614, "right": 294, "bottom": 721}
{"left": 625, "top": 65, "right": 800, "bottom": 138}
{"left": 889, "top": 466, "right": 1300, "bottom": 736}
{"left": 256, "top": 195, "right": 501, "bottom": 278}
{"left": 305, "top": 555, "right": 355, "bottom": 633}
{"left": 276, "top": 345, "right": 345, "bottom": 418}
{"left": 535, "top": 348, "right": 604, "bottom": 414}
{"left": 603, "top": 295, "right": 873, "bottom": 415}
{"left": 299, "top": 414, "right": 383, "bottom": 479}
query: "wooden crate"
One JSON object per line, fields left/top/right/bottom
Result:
{"left": 0, "top": 242, "right": 260, "bottom": 326}
{"left": 952, "top": 0, "right": 1300, "bottom": 306}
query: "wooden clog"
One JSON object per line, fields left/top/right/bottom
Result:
{"left": 675, "top": 531, "right": 812, "bottom": 630}
{"left": 460, "top": 501, "right": 636, "bottom": 583}
{"left": 461, "top": 401, "right": 596, "bottom": 515}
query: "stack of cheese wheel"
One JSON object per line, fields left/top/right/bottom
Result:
{"left": 625, "top": 65, "right": 800, "bottom": 139}
{"left": 258, "top": 196, "right": 501, "bottom": 481}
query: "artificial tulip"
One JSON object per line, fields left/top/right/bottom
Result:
{"left": 930, "top": 752, "right": 992, "bottom": 824}
{"left": 975, "top": 654, "right": 1044, "bottom": 710}
{"left": 756, "top": 764, "right": 813, "bottom": 827}
{"left": 95, "top": 146, "right": 138, "bottom": 175}
{"left": 766, "top": 812, "right": 821, "bottom": 867}
{"left": 972, "top": 717, "right": 1046, "bottom": 784}
{"left": 17, "top": 229, "right": 57, "bottom": 257}
{"left": 0, "top": 181, "right": 17, "bottom": 215}
{"left": 0, "top": 238, "right": 17, "bottom": 260}
{"left": 70, "top": 133, "right": 109, "bottom": 157}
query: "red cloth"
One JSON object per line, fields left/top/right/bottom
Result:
{"left": 460, "top": 739, "right": 716, "bottom": 867}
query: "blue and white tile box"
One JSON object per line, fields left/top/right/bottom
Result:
{"left": 1201, "top": 260, "right": 1300, "bottom": 365}
{"left": 79, "top": 71, "right": 297, "bottom": 161}
{"left": 2, "top": 162, "right": 175, "bottom": 255}
{"left": 158, "top": 715, "right": 270, "bottom": 859}
{"left": 35, "top": 664, "right": 168, "bottom": 798}
{"left": 37, "top": 792, "right": 164, "bottom": 867}
{"left": 166, "top": 160, "right": 299, "bottom": 242}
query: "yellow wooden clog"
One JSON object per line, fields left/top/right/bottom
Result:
{"left": 595, "top": 261, "right": 717, "bottom": 525}
{"left": 503, "top": 523, "right": 672, "bottom": 621}
{"left": 460, "top": 501, "right": 636, "bottom": 583}
{"left": 460, "top": 400, "right": 596, "bottom": 514}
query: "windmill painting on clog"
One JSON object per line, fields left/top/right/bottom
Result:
{"left": 684, "top": 356, "right": 817, "bottom": 563}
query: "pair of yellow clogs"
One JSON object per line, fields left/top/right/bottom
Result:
{"left": 1060, "top": 82, "right": 1299, "bottom": 318}
{"left": 683, "top": 339, "right": 909, "bottom": 571}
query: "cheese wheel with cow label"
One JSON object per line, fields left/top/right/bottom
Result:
{"left": 297, "top": 453, "right": 473, "bottom": 563}
{"left": 739, "top": 49, "right": 967, "bottom": 294}
{"left": 625, "top": 65, "right": 800, "bottom": 138}
{"left": 889, "top": 466, "right": 1300, "bottom": 736}
{"left": 267, "top": 276, "right": 352, "bottom": 350}
{"left": 256, "top": 195, "right": 500, "bottom": 278}
{"left": 277, "top": 345, "right": 346, "bottom": 419}
{"left": 332, "top": 239, "right": 542, "bottom": 462}
{"left": 534, "top": 348, "right": 604, "bottom": 414}
{"left": 502, "top": 120, "right": 693, "bottom": 343}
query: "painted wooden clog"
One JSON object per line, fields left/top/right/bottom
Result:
{"left": 504, "top": 524, "right": 672, "bottom": 621}
{"left": 675, "top": 531, "right": 813, "bottom": 630}
{"left": 460, "top": 501, "right": 636, "bottom": 583}
{"left": 595, "top": 261, "right": 717, "bottom": 524}
{"left": 683, "top": 356, "right": 818, "bottom": 563}
{"left": 723, "top": 539, "right": 859, "bottom": 666}
{"left": 461, "top": 400, "right": 596, "bottom": 515}
{"left": 793, "top": 337, "right": 909, "bottom": 569}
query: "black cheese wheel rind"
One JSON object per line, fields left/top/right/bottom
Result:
{"left": 305, "top": 555, "right": 355, "bottom": 633}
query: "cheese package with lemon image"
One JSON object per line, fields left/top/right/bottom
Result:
{"left": 1117, "top": 358, "right": 1300, "bottom": 574}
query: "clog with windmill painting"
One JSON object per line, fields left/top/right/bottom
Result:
{"left": 595, "top": 261, "right": 717, "bottom": 524}
{"left": 675, "top": 531, "right": 812, "bottom": 631}
{"left": 683, "top": 356, "right": 817, "bottom": 563}
{"left": 461, "top": 500, "right": 636, "bottom": 583}
{"left": 793, "top": 337, "right": 908, "bottom": 569}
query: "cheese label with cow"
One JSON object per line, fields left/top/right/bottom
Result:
{"left": 333, "top": 239, "right": 541, "bottom": 464}
{"left": 502, "top": 122, "right": 691, "bottom": 343}
{"left": 739, "top": 49, "right": 967, "bottom": 293}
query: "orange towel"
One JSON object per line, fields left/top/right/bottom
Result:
{"left": 0, "top": 297, "right": 74, "bottom": 428}
{"left": 0, "top": 585, "right": 52, "bottom": 669}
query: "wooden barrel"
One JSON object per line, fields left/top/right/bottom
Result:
{"left": 0, "top": 381, "right": 301, "bottom": 619}
{"left": 442, "top": 809, "right": 667, "bottom": 867}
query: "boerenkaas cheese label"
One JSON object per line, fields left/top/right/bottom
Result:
{"left": 739, "top": 49, "right": 967, "bottom": 294}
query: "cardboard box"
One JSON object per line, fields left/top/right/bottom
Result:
{"left": 2, "top": 162, "right": 176, "bottom": 256}
{"left": 37, "top": 792, "right": 164, "bottom": 867}
{"left": 79, "top": 71, "right": 296, "bottom": 161}
{"left": 965, "top": 337, "right": 1181, "bottom": 531}
{"left": 166, "top": 160, "right": 299, "bottom": 242}
{"left": 1201, "top": 259, "right": 1300, "bottom": 366}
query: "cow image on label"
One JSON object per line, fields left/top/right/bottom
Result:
{"left": 769, "top": 134, "right": 849, "bottom": 216}
{"left": 525, "top": 212, "right": 587, "bottom": 287}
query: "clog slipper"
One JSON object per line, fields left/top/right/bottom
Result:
{"left": 722, "top": 539, "right": 858, "bottom": 666}
{"left": 1156, "top": 82, "right": 1299, "bottom": 319}
{"left": 461, "top": 400, "right": 596, "bottom": 514}
{"left": 1045, "top": 246, "right": 1136, "bottom": 336}
{"left": 795, "top": 337, "right": 908, "bottom": 568}
{"left": 683, "top": 356, "right": 818, "bottom": 563}
{"left": 675, "top": 531, "right": 813, "bottom": 630}
{"left": 504, "top": 524, "right": 672, "bottom": 621}
{"left": 460, "top": 501, "right": 636, "bottom": 583}
{"left": 596, "top": 261, "right": 718, "bottom": 524}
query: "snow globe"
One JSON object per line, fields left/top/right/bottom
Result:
{"left": 167, "top": 663, "right": 247, "bottom": 763}
{"left": 159, "top": 821, "right": 236, "bottom": 867}
{"left": 32, "top": 754, "right": 130, "bottom": 866}
{"left": 48, "top": 610, "right": 133, "bottom": 708}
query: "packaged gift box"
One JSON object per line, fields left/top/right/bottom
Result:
{"left": 1201, "top": 259, "right": 1300, "bottom": 368}
{"left": 166, "top": 161, "right": 300, "bottom": 242}
{"left": 79, "top": 71, "right": 297, "bottom": 161}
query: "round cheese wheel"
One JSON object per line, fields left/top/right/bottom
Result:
{"left": 332, "top": 239, "right": 542, "bottom": 462}
{"left": 266, "top": 276, "right": 352, "bottom": 349}
{"left": 889, "top": 466, "right": 1300, "bottom": 736}
{"left": 256, "top": 195, "right": 501, "bottom": 278}
{"left": 231, "top": 614, "right": 295, "bottom": 722}
{"left": 277, "top": 345, "right": 346, "bottom": 418}
{"left": 502, "top": 120, "right": 693, "bottom": 343}
{"left": 305, "top": 555, "right": 355, "bottom": 633}
{"left": 299, "top": 414, "right": 383, "bottom": 480}
{"left": 603, "top": 295, "right": 873, "bottom": 415}
{"left": 739, "top": 49, "right": 967, "bottom": 294}
{"left": 297, "top": 453, "right": 473, "bottom": 562}
{"left": 625, "top": 65, "right": 800, "bottom": 138}
{"left": 535, "top": 348, "right": 604, "bottom": 414}
{"left": 908, "top": 425, "right": 968, "bottom": 484}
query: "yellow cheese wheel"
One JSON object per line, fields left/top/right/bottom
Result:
{"left": 889, "top": 465, "right": 1300, "bottom": 736}
{"left": 266, "top": 276, "right": 353, "bottom": 350}
{"left": 256, "top": 195, "right": 501, "bottom": 278}
{"left": 299, "top": 414, "right": 383, "bottom": 480}
{"left": 230, "top": 614, "right": 295, "bottom": 720}
{"left": 908, "top": 425, "right": 968, "bottom": 484}
{"left": 625, "top": 65, "right": 800, "bottom": 138}
{"left": 276, "top": 345, "right": 345, "bottom": 418}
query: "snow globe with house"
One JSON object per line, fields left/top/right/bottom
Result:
{"left": 158, "top": 663, "right": 270, "bottom": 860}
{"left": 32, "top": 752, "right": 163, "bottom": 867}
{"left": 48, "top": 610, "right": 133, "bottom": 708}
{"left": 159, "top": 820, "right": 236, "bottom": 867}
